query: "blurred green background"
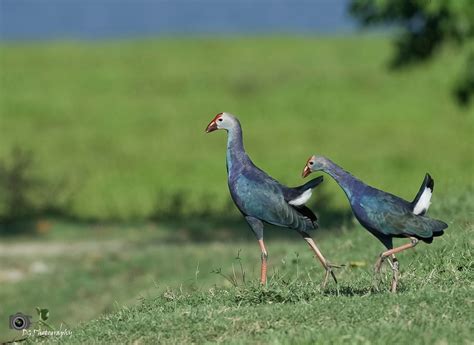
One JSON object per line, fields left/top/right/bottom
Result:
{"left": 1, "top": 37, "right": 472, "bottom": 221}
{"left": 0, "top": 1, "right": 473, "bottom": 343}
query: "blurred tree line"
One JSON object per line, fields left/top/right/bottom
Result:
{"left": 0, "top": 147, "right": 71, "bottom": 234}
{"left": 350, "top": 0, "right": 474, "bottom": 106}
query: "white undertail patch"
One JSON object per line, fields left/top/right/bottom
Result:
{"left": 289, "top": 189, "right": 312, "bottom": 206}
{"left": 413, "top": 187, "right": 432, "bottom": 215}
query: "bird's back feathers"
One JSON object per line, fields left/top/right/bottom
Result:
{"left": 230, "top": 168, "right": 318, "bottom": 232}
{"left": 358, "top": 191, "right": 447, "bottom": 243}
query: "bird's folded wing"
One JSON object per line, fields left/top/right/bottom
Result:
{"left": 360, "top": 195, "right": 444, "bottom": 238}
{"left": 237, "top": 177, "right": 317, "bottom": 231}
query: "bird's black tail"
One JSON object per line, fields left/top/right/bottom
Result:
{"left": 296, "top": 175, "right": 324, "bottom": 192}
{"left": 412, "top": 173, "right": 434, "bottom": 216}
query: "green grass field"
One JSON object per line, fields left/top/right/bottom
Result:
{"left": 0, "top": 36, "right": 473, "bottom": 343}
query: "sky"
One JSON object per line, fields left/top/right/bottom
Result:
{"left": 0, "top": 0, "right": 358, "bottom": 41}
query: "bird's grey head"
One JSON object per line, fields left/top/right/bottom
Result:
{"left": 302, "top": 155, "right": 329, "bottom": 177}
{"left": 205, "top": 112, "right": 239, "bottom": 133}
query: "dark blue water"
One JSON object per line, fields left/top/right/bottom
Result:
{"left": 0, "top": 0, "right": 357, "bottom": 41}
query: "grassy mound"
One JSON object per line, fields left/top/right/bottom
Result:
{"left": 17, "top": 191, "right": 471, "bottom": 344}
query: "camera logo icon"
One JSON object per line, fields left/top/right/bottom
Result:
{"left": 9, "top": 312, "right": 32, "bottom": 330}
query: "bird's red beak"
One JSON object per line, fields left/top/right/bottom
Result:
{"left": 205, "top": 120, "right": 218, "bottom": 133}
{"left": 302, "top": 156, "right": 314, "bottom": 178}
{"left": 205, "top": 113, "right": 223, "bottom": 133}
{"left": 302, "top": 165, "right": 312, "bottom": 178}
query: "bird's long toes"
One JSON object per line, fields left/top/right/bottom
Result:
{"left": 330, "top": 270, "right": 338, "bottom": 285}
{"left": 372, "top": 271, "right": 383, "bottom": 291}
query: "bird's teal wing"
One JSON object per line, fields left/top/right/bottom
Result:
{"left": 233, "top": 175, "right": 316, "bottom": 231}
{"left": 359, "top": 193, "right": 446, "bottom": 239}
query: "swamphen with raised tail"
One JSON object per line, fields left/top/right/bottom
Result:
{"left": 206, "top": 113, "right": 338, "bottom": 286}
{"left": 302, "top": 155, "right": 448, "bottom": 292}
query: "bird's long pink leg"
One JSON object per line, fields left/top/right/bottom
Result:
{"left": 303, "top": 236, "right": 338, "bottom": 288}
{"left": 389, "top": 256, "right": 399, "bottom": 293}
{"left": 374, "top": 237, "right": 419, "bottom": 293}
{"left": 258, "top": 239, "right": 268, "bottom": 285}
{"left": 304, "top": 237, "right": 327, "bottom": 267}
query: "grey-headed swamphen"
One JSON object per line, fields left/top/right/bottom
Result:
{"left": 205, "top": 113, "right": 339, "bottom": 286}
{"left": 302, "top": 155, "right": 448, "bottom": 292}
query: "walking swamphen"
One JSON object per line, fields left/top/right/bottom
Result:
{"left": 302, "top": 155, "right": 448, "bottom": 292}
{"left": 205, "top": 113, "right": 338, "bottom": 286}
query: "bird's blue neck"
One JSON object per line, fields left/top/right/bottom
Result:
{"left": 323, "top": 159, "right": 362, "bottom": 201}
{"left": 226, "top": 124, "right": 248, "bottom": 174}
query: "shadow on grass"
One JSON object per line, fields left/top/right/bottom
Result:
{"left": 153, "top": 205, "right": 354, "bottom": 243}
{"left": 323, "top": 286, "right": 373, "bottom": 297}
{"left": 0, "top": 206, "right": 354, "bottom": 242}
{"left": 323, "top": 283, "right": 409, "bottom": 297}
{"left": 0, "top": 178, "right": 354, "bottom": 241}
{"left": 146, "top": 183, "right": 354, "bottom": 242}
